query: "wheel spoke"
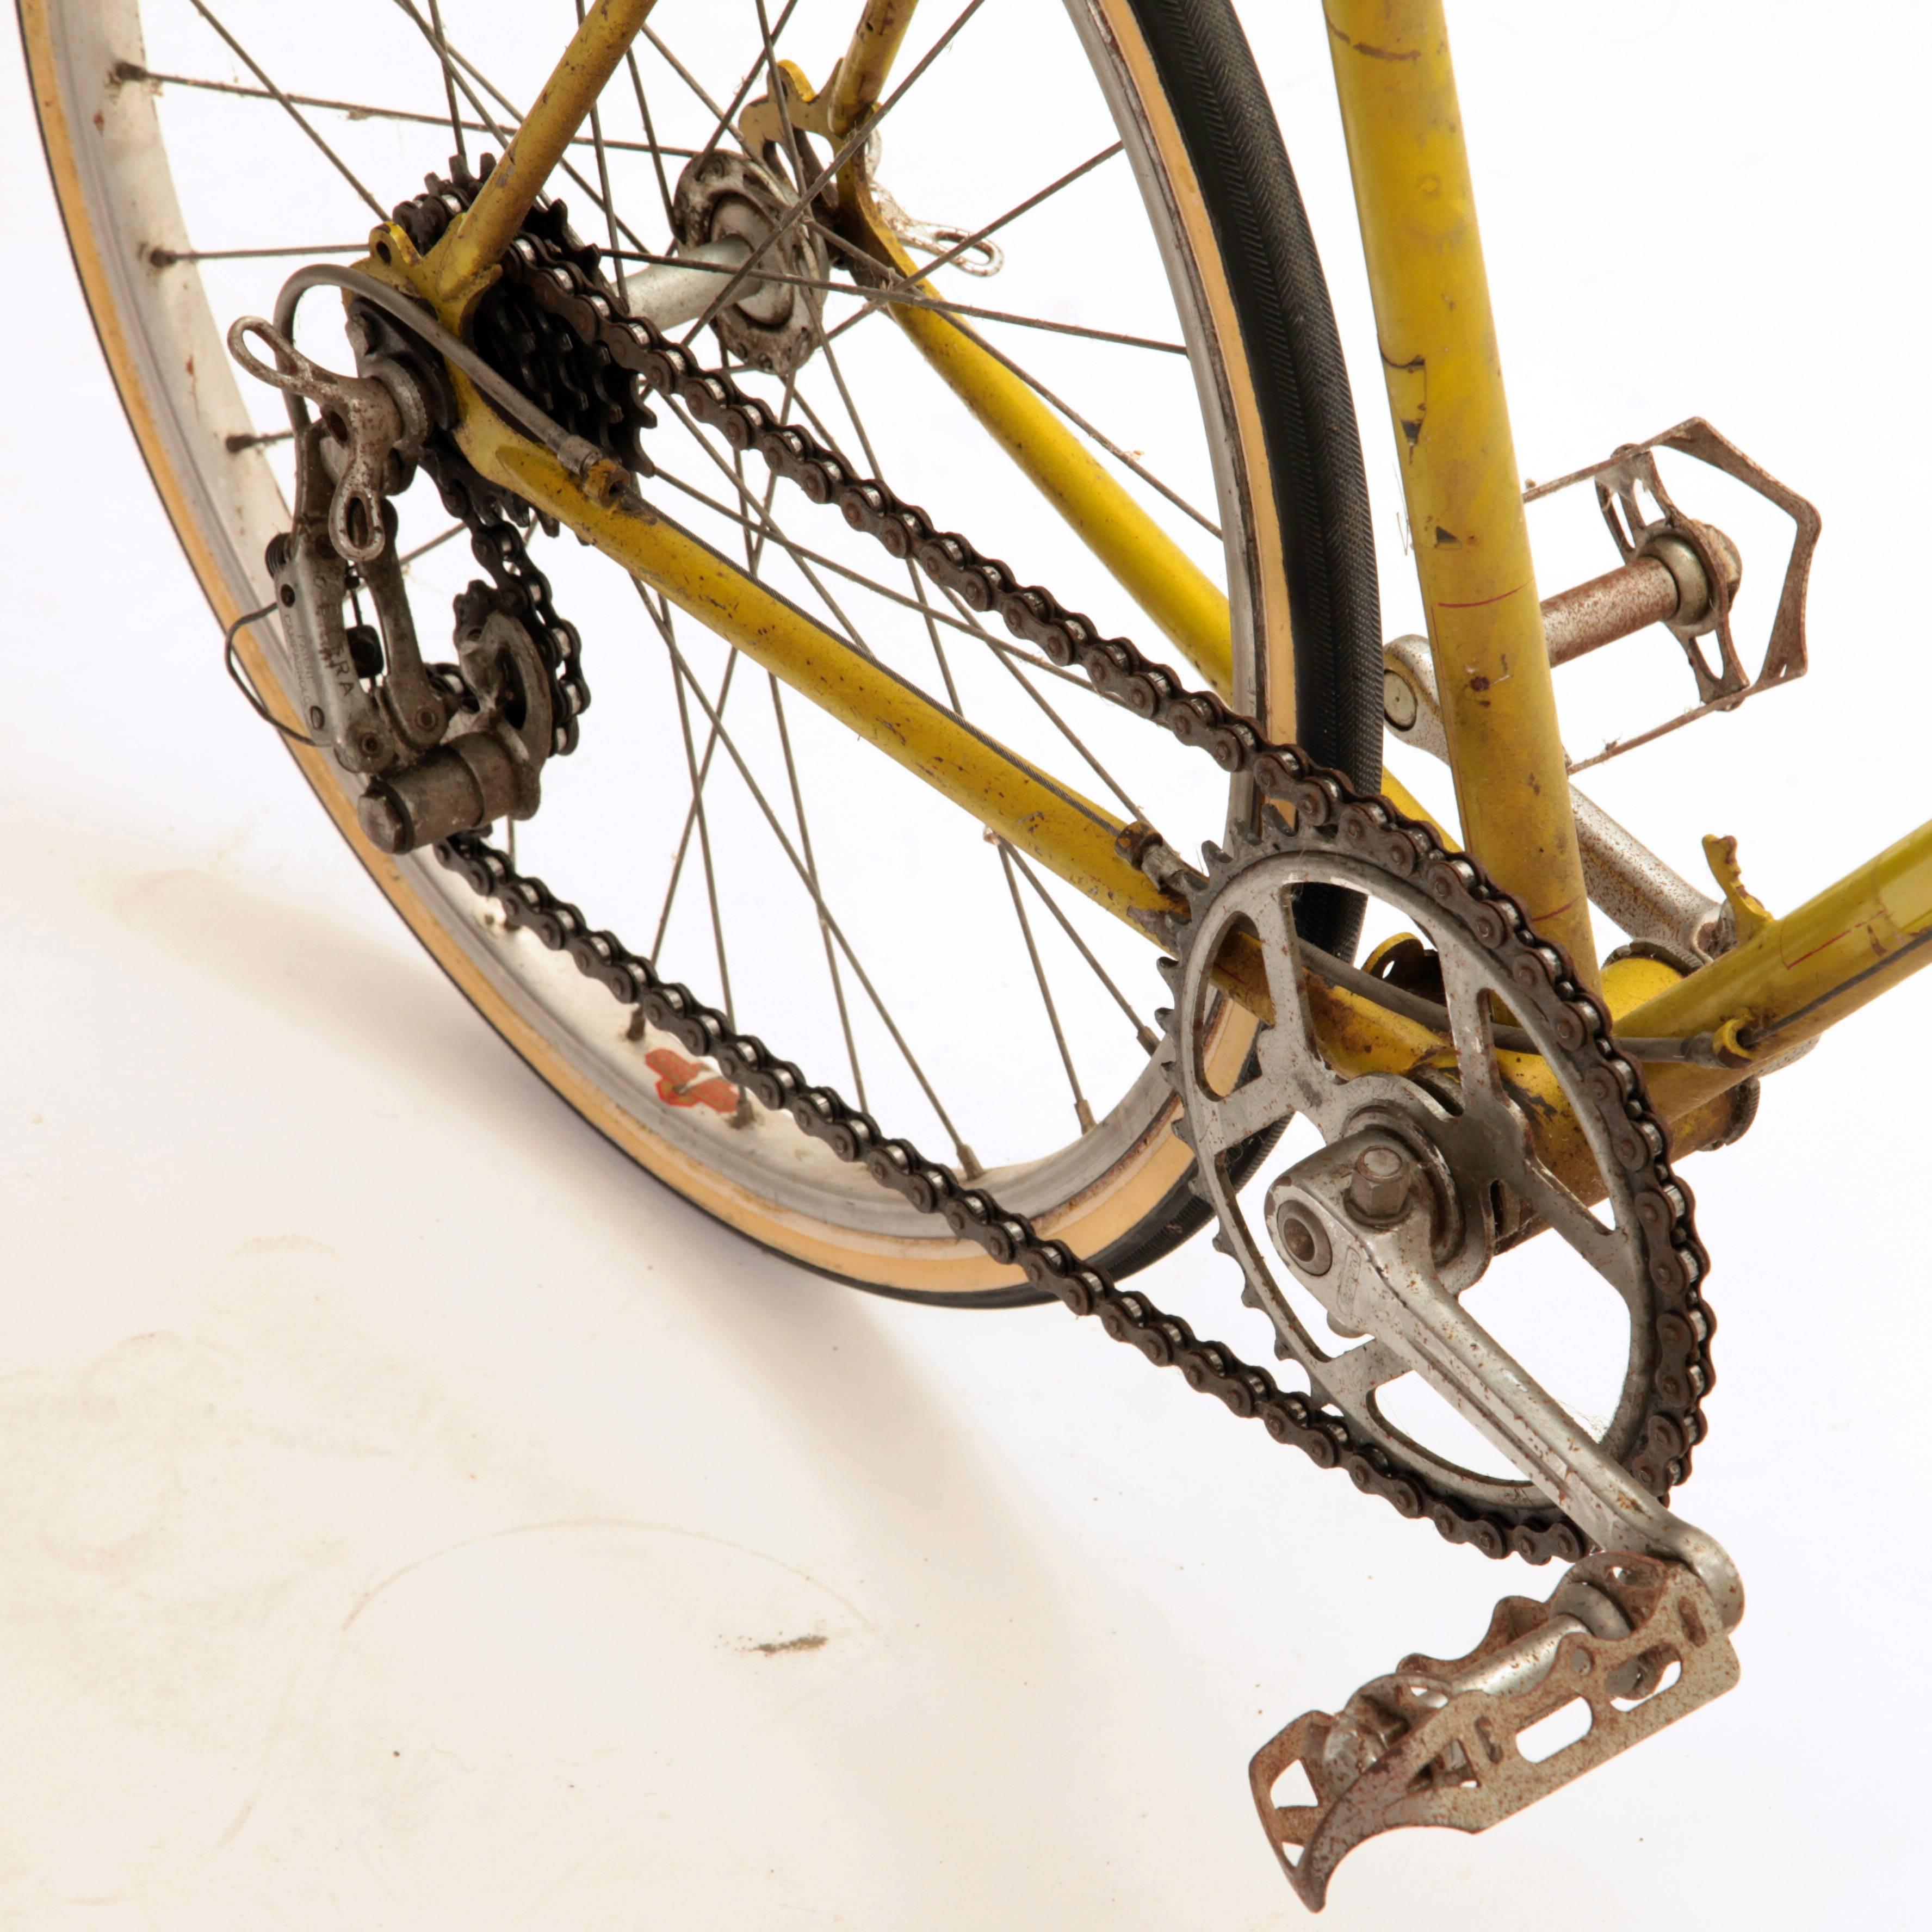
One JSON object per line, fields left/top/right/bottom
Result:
{"left": 183, "top": 2, "right": 388, "bottom": 220}
{"left": 996, "top": 843, "right": 1093, "bottom": 1133}
{"left": 397, "top": 521, "right": 465, "bottom": 568}
{"left": 936, "top": 577, "right": 1147, "bottom": 820}
{"left": 894, "top": 303, "right": 1221, "bottom": 536}
{"left": 573, "top": 0, "right": 627, "bottom": 291}
{"left": 646, "top": 591, "right": 737, "bottom": 1026}
{"left": 821, "top": 280, "right": 1186, "bottom": 356}
{"left": 623, "top": 47, "right": 679, "bottom": 232}
{"left": 121, "top": 61, "right": 698, "bottom": 159}
{"left": 650, "top": 649, "right": 741, "bottom": 961}
{"left": 640, "top": 23, "right": 729, "bottom": 125}
{"left": 1000, "top": 843, "right": 1158, "bottom": 1053}
{"left": 684, "top": 0, "right": 803, "bottom": 178}
{"left": 425, "top": 0, "right": 466, "bottom": 168}
{"left": 149, "top": 242, "right": 367, "bottom": 263}
{"left": 636, "top": 583, "right": 978, "bottom": 1171}
{"left": 768, "top": 673, "right": 868, "bottom": 1113}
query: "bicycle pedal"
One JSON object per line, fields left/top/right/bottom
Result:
{"left": 1249, "top": 1552, "right": 1739, "bottom": 1911}
{"left": 1522, "top": 417, "right": 1820, "bottom": 772}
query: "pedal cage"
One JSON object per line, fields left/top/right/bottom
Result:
{"left": 1528, "top": 416, "right": 1821, "bottom": 772}
{"left": 1250, "top": 1553, "right": 1739, "bottom": 1910}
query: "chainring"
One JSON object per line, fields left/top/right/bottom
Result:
{"left": 1160, "top": 814, "right": 1714, "bottom": 1537}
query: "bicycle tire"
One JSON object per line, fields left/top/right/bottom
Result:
{"left": 21, "top": 0, "right": 1380, "bottom": 1299}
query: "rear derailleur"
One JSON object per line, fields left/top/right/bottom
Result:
{"left": 228, "top": 312, "right": 555, "bottom": 856}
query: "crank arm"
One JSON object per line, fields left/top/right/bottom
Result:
{"left": 1256, "top": 1130, "right": 1744, "bottom": 1906}
{"left": 1274, "top": 1130, "right": 1743, "bottom": 1625}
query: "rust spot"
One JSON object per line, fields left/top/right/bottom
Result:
{"left": 1469, "top": 673, "right": 1491, "bottom": 692}
{"left": 745, "top": 1632, "right": 827, "bottom": 1656}
{"left": 92, "top": 110, "right": 104, "bottom": 133}
{"left": 1432, "top": 525, "right": 1462, "bottom": 547}
{"left": 1399, "top": 418, "right": 1422, "bottom": 450}
{"left": 1324, "top": 17, "right": 1421, "bottom": 60}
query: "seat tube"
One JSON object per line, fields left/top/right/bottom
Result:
{"left": 1326, "top": 1, "right": 1597, "bottom": 987}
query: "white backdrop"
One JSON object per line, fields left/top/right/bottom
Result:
{"left": 3, "top": 5, "right": 1927, "bottom": 1928}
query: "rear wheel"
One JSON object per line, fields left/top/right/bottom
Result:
{"left": 22, "top": 0, "right": 1380, "bottom": 1296}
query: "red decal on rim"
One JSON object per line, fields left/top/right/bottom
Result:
{"left": 643, "top": 1046, "right": 741, "bottom": 1116}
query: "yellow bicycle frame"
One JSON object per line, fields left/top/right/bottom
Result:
{"left": 357, "top": 0, "right": 1932, "bottom": 1194}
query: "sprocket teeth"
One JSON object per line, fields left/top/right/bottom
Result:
{"left": 1200, "top": 838, "right": 1232, "bottom": 871}
{"left": 1239, "top": 1284, "right": 1260, "bottom": 1309}
{"left": 1210, "top": 1230, "right": 1234, "bottom": 1257}
{"left": 1186, "top": 1173, "right": 1213, "bottom": 1204}
{"left": 1154, "top": 957, "right": 1180, "bottom": 990}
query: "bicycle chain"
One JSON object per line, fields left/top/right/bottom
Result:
{"left": 385, "top": 173, "right": 1713, "bottom": 1564}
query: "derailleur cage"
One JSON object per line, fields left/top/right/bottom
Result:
{"left": 230, "top": 310, "right": 558, "bottom": 855}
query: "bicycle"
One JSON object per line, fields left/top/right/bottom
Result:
{"left": 18, "top": 0, "right": 1919, "bottom": 1911}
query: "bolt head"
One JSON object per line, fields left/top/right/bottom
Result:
{"left": 1346, "top": 1141, "right": 1413, "bottom": 1225}
{"left": 1383, "top": 668, "right": 1419, "bottom": 733}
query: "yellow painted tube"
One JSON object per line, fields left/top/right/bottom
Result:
{"left": 1326, "top": 1, "right": 1597, "bottom": 986}
{"left": 826, "top": 0, "right": 923, "bottom": 138}
{"left": 434, "top": 0, "right": 657, "bottom": 305}
{"left": 466, "top": 418, "right": 1179, "bottom": 937}
{"left": 887, "top": 295, "right": 1237, "bottom": 699}
{"left": 1621, "top": 815, "right": 1932, "bottom": 1127}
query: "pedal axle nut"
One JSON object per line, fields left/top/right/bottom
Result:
{"left": 1383, "top": 668, "right": 1419, "bottom": 733}
{"left": 1346, "top": 1142, "right": 1413, "bottom": 1225}
{"left": 1271, "top": 1198, "right": 1332, "bottom": 1278}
